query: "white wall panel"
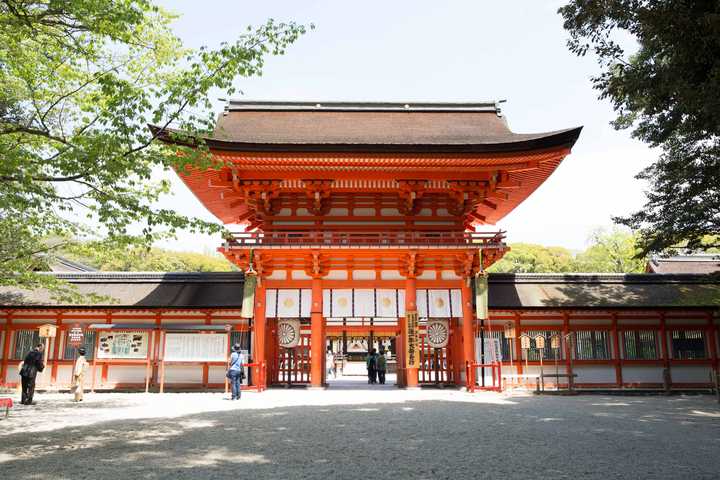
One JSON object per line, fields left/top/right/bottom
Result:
{"left": 300, "top": 289, "right": 311, "bottom": 318}
{"left": 622, "top": 366, "right": 663, "bottom": 383}
{"left": 428, "top": 290, "right": 451, "bottom": 317}
{"left": 450, "top": 289, "right": 462, "bottom": 317}
{"left": 354, "top": 289, "right": 375, "bottom": 317}
{"left": 265, "top": 289, "right": 277, "bottom": 318}
{"left": 376, "top": 289, "right": 398, "bottom": 318}
{"left": 417, "top": 290, "right": 428, "bottom": 317}
{"left": 277, "top": 290, "right": 301, "bottom": 317}
{"left": 671, "top": 365, "right": 712, "bottom": 383}
{"left": 331, "top": 289, "right": 353, "bottom": 317}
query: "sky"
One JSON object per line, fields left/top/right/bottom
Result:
{"left": 153, "top": 0, "right": 655, "bottom": 253}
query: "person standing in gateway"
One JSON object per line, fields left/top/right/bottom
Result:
{"left": 227, "top": 343, "right": 245, "bottom": 400}
{"left": 71, "top": 347, "right": 89, "bottom": 402}
{"left": 376, "top": 349, "right": 387, "bottom": 385}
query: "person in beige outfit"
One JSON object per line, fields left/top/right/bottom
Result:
{"left": 71, "top": 348, "right": 88, "bottom": 402}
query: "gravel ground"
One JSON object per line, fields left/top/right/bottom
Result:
{"left": 1, "top": 381, "right": 719, "bottom": 479}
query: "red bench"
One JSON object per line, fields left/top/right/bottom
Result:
{"left": 0, "top": 398, "right": 13, "bottom": 418}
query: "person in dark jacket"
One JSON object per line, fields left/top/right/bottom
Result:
{"left": 19, "top": 343, "right": 45, "bottom": 405}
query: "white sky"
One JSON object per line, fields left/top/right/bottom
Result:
{"left": 153, "top": 0, "right": 654, "bottom": 253}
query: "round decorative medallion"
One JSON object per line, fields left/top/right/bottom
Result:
{"left": 338, "top": 297, "right": 349, "bottom": 308}
{"left": 382, "top": 297, "right": 392, "bottom": 308}
{"left": 426, "top": 319, "right": 450, "bottom": 348}
{"left": 434, "top": 297, "right": 445, "bottom": 309}
{"left": 283, "top": 298, "right": 295, "bottom": 309}
{"left": 277, "top": 319, "right": 300, "bottom": 348}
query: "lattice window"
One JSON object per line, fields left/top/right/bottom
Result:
{"left": 670, "top": 330, "right": 706, "bottom": 360}
{"left": 486, "top": 330, "right": 511, "bottom": 361}
{"left": 622, "top": 330, "right": 658, "bottom": 360}
{"left": 525, "top": 330, "right": 558, "bottom": 361}
{"left": 12, "top": 330, "right": 40, "bottom": 360}
{"left": 574, "top": 330, "right": 611, "bottom": 360}
{"left": 63, "top": 331, "right": 97, "bottom": 360}
{"left": 230, "top": 331, "right": 251, "bottom": 354}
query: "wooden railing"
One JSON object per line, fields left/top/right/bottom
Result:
{"left": 226, "top": 230, "right": 506, "bottom": 247}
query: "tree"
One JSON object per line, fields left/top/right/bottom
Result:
{"left": 575, "top": 227, "right": 645, "bottom": 273}
{"left": 64, "top": 243, "right": 236, "bottom": 272}
{"left": 0, "top": 1, "right": 309, "bottom": 297}
{"left": 559, "top": 1, "right": 720, "bottom": 255}
{"left": 489, "top": 243, "right": 578, "bottom": 273}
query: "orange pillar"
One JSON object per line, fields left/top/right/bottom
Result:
{"left": 253, "top": 283, "right": 267, "bottom": 389}
{"left": 405, "top": 276, "right": 419, "bottom": 388}
{"left": 310, "top": 276, "right": 325, "bottom": 388}
{"left": 611, "top": 313, "right": 623, "bottom": 388}
{"left": 460, "top": 278, "right": 476, "bottom": 384}
{"left": 50, "top": 311, "right": 63, "bottom": 385}
{"left": 0, "top": 311, "right": 12, "bottom": 387}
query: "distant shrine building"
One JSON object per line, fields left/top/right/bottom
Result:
{"left": 1, "top": 101, "right": 718, "bottom": 392}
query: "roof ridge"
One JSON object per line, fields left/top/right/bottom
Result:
{"left": 224, "top": 100, "right": 503, "bottom": 114}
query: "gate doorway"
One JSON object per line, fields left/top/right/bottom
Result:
{"left": 267, "top": 318, "right": 311, "bottom": 386}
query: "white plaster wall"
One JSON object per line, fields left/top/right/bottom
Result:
{"left": 573, "top": 365, "right": 617, "bottom": 384}
{"left": 56, "top": 365, "right": 74, "bottom": 387}
{"left": 671, "top": 365, "right": 712, "bottom": 383}
{"left": 208, "top": 366, "right": 227, "bottom": 383}
{"left": 352, "top": 270, "right": 375, "bottom": 280}
{"left": 291, "top": 270, "right": 311, "bottom": 280}
{"left": 108, "top": 365, "right": 149, "bottom": 383}
{"left": 622, "top": 366, "right": 663, "bottom": 383}
{"left": 163, "top": 365, "right": 203, "bottom": 383}
{"left": 326, "top": 270, "right": 348, "bottom": 280}
{"left": 380, "top": 270, "right": 404, "bottom": 280}
{"left": 441, "top": 271, "right": 460, "bottom": 280}
{"left": 267, "top": 270, "right": 287, "bottom": 280}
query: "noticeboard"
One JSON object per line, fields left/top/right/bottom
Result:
{"left": 98, "top": 331, "right": 149, "bottom": 359}
{"left": 164, "top": 333, "right": 228, "bottom": 362}
{"left": 405, "top": 311, "right": 419, "bottom": 369}
{"left": 68, "top": 325, "right": 84, "bottom": 346}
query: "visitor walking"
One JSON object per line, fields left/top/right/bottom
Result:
{"left": 376, "top": 349, "right": 387, "bottom": 385}
{"left": 326, "top": 349, "right": 336, "bottom": 379}
{"left": 227, "top": 344, "right": 245, "bottom": 400}
{"left": 366, "top": 348, "right": 378, "bottom": 384}
{"left": 19, "top": 343, "right": 45, "bottom": 405}
{"left": 70, "top": 348, "right": 88, "bottom": 402}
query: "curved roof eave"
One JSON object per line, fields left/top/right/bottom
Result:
{"left": 150, "top": 125, "right": 583, "bottom": 155}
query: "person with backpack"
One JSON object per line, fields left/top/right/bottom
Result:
{"left": 376, "top": 349, "right": 387, "bottom": 385}
{"left": 227, "top": 343, "right": 245, "bottom": 400}
{"left": 366, "top": 348, "right": 378, "bottom": 384}
{"left": 19, "top": 342, "right": 45, "bottom": 405}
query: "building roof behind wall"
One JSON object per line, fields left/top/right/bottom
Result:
{"left": 0, "top": 272, "right": 246, "bottom": 308}
{"left": 646, "top": 254, "right": 720, "bottom": 274}
{"left": 0, "top": 272, "right": 717, "bottom": 310}
{"left": 489, "top": 273, "right": 720, "bottom": 309}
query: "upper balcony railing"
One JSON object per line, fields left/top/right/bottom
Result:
{"left": 225, "top": 230, "right": 506, "bottom": 248}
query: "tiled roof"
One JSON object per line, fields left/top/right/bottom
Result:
{"left": 646, "top": 255, "right": 720, "bottom": 274}
{"left": 0, "top": 272, "right": 718, "bottom": 309}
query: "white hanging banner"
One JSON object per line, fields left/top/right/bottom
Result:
{"left": 416, "top": 289, "right": 428, "bottom": 317}
{"left": 375, "top": 289, "right": 398, "bottom": 318}
{"left": 277, "top": 319, "right": 301, "bottom": 349}
{"left": 428, "top": 290, "right": 451, "bottom": 317}
{"left": 331, "top": 289, "right": 353, "bottom": 317}
{"left": 277, "top": 290, "right": 301, "bottom": 317}
{"left": 265, "top": 289, "right": 278, "bottom": 318}
{"left": 426, "top": 319, "right": 450, "bottom": 348}
{"left": 354, "top": 289, "right": 375, "bottom": 317}
{"left": 450, "top": 289, "right": 462, "bottom": 317}
{"left": 300, "top": 289, "right": 311, "bottom": 318}
{"left": 165, "top": 333, "right": 227, "bottom": 362}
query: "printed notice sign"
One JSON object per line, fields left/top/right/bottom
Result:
{"left": 405, "top": 311, "right": 419, "bottom": 369}
{"left": 98, "top": 332, "right": 149, "bottom": 359}
{"left": 164, "top": 333, "right": 227, "bottom": 362}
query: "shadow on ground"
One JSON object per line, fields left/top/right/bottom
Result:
{"left": 1, "top": 395, "right": 719, "bottom": 479}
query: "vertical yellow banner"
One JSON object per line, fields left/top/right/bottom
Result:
{"left": 240, "top": 273, "right": 257, "bottom": 319}
{"left": 405, "top": 310, "right": 419, "bottom": 369}
{"left": 475, "top": 274, "right": 488, "bottom": 321}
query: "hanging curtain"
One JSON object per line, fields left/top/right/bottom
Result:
{"left": 475, "top": 248, "right": 489, "bottom": 321}
{"left": 241, "top": 274, "right": 257, "bottom": 319}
